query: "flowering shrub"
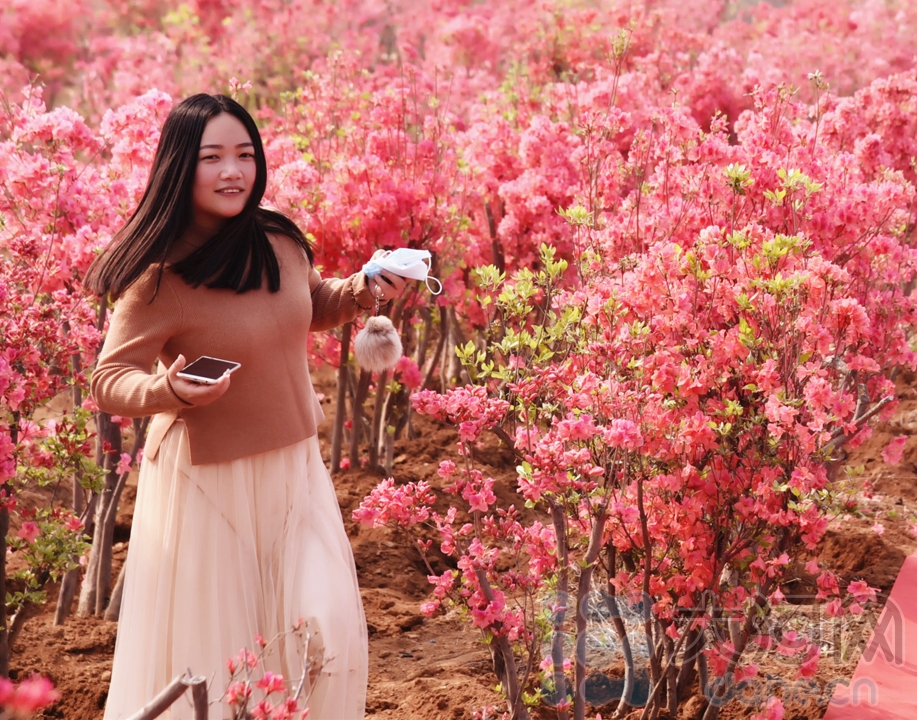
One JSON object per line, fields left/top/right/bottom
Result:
{"left": 0, "top": 674, "right": 59, "bottom": 719}
{"left": 221, "top": 625, "right": 320, "bottom": 720}
{"left": 0, "top": 85, "right": 161, "bottom": 670}
{"left": 356, "top": 74, "right": 916, "bottom": 719}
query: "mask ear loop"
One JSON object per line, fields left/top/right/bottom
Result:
{"left": 419, "top": 255, "right": 443, "bottom": 295}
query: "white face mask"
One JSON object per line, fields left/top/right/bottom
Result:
{"left": 363, "top": 248, "right": 443, "bottom": 294}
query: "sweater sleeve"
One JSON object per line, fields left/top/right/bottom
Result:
{"left": 309, "top": 264, "right": 376, "bottom": 332}
{"left": 90, "top": 271, "right": 191, "bottom": 418}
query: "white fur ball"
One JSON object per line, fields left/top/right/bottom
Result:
{"left": 353, "top": 316, "right": 403, "bottom": 373}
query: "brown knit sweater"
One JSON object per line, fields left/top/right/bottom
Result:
{"left": 90, "top": 236, "right": 375, "bottom": 465}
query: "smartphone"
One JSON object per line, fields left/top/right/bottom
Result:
{"left": 176, "top": 356, "right": 241, "bottom": 385}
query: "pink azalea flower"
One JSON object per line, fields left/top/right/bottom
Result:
{"left": 847, "top": 580, "right": 878, "bottom": 604}
{"left": 115, "top": 452, "right": 133, "bottom": 476}
{"left": 17, "top": 521, "right": 39, "bottom": 544}
{"left": 394, "top": 356, "right": 424, "bottom": 390}
{"left": 251, "top": 699, "right": 274, "bottom": 720}
{"left": 797, "top": 647, "right": 820, "bottom": 679}
{"left": 750, "top": 697, "right": 784, "bottom": 720}
{"left": 881, "top": 435, "right": 907, "bottom": 465}
{"left": 256, "top": 671, "right": 285, "bottom": 695}
{"left": 8, "top": 675, "right": 59, "bottom": 713}
{"left": 225, "top": 681, "right": 251, "bottom": 706}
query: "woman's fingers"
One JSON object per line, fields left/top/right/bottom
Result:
{"left": 166, "top": 354, "right": 232, "bottom": 406}
{"left": 371, "top": 270, "right": 407, "bottom": 303}
{"left": 366, "top": 250, "right": 413, "bottom": 303}
{"left": 379, "top": 270, "right": 406, "bottom": 292}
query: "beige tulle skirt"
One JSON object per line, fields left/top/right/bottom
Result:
{"left": 103, "top": 421, "right": 367, "bottom": 720}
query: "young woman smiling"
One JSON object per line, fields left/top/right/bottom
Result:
{"left": 85, "top": 93, "right": 404, "bottom": 720}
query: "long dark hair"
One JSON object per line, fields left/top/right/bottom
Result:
{"left": 84, "top": 93, "right": 313, "bottom": 298}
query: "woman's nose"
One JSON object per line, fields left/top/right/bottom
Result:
{"left": 221, "top": 161, "right": 242, "bottom": 179}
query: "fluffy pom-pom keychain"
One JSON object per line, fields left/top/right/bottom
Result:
{"left": 353, "top": 296, "right": 402, "bottom": 373}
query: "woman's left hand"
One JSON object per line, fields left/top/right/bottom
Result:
{"left": 367, "top": 250, "right": 408, "bottom": 304}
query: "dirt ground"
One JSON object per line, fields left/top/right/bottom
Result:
{"left": 9, "top": 368, "right": 917, "bottom": 720}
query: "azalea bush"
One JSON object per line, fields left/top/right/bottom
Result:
{"left": 356, "top": 81, "right": 917, "bottom": 719}
{"left": 0, "top": 86, "right": 170, "bottom": 667}
{"left": 221, "top": 625, "right": 320, "bottom": 720}
{"left": 0, "top": 674, "right": 59, "bottom": 719}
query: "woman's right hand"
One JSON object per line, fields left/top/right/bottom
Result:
{"left": 166, "top": 354, "right": 232, "bottom": 406}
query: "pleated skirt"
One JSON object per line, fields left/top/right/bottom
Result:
{"left": 103, "top": 420, "right": 368, "bottom": 720}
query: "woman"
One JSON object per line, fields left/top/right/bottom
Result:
{"left": 85, "top": 93, "right": 404, "bottom": 719}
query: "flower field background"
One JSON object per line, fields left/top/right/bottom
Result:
{"left": 9, "top": 374, "right": 917, "bottom": 720}
{"left": 3, "top": 0, "right": 917, "bottom": 718}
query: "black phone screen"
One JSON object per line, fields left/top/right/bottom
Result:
{"left": 180, "top": 357, "right": 239, "bottom": 380}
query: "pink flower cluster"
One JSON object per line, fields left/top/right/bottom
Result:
{"left": 0, "top": 674, "right": 59, "bottom": 716}
{"left": 223, "top": 636, "right": 312, "bottom": 720}
{"left": 351, "top": 478, "right": 436, "bottom": 529}
{"left": 412, "top": 387, "right": 509, "bottom": 445}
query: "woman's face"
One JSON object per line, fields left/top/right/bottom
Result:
{"left": 192, "top": 113, "right": 257, "bottom": 230}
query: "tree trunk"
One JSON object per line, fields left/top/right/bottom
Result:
{"left": 475, "top": 567, "right": 528, "bottom": 720}
{"left": 446, "top": 308, "right": 470, "bottom": 385}
{"left": 664, "top": 630, "right": 678, "bottom": 715}
{"left": 104, "top": 561, "right": 127, "bottom": 621}
{"left": 329, "top": 323, "right": 352, "bottom": 473}
{"left": 573, "top": 510, "right": 606, "bottom": 720}
{"left": 7, "top": 601, "right": 41, "bottom": 651}
{"left": 382, "top": 427, "right": 395, "bottom": 476}
{"left": 0, "top": 417, "right": 20, "bottom": 676}
{"left": 423, "top": 307, "right": 448, "bottom": 392}
{"left": 636, "top": 478, "right": 661, "bottom": 716}
{"left": 700, "top": 581, "right": 774, "bottom": 720}
{"left": 676, "top": 626, "right": 702, "bottom": 701}
{"left": 78, "top": 412, "right": 121, "bottom": 617}
{"left": 54, "top": 568, "right": 81, "bottom": 625}
{"left": 96, "top": 417, "right": 148, "bottom": 616}
{"left": 609, "top": 601, "right": 636, "bottom": 719}
{"left": 415, "top": 306, "right": 432, "bottom": 373}
{"left": 697, "top": 633, "right": 709, "bottom": 700}
{"left": 0, "top": 490, "right": 10, "bottom": 678}
{"left": 348, "top": 370, "right": 372, "bottom": 468}
{"left": 70, "top": 346, "right": 87, "bottom": 518}
{"left": 606, "top": 547, "right": 636, "bottom": 719}
{"left": 56, "top": 350, "right": 88, "bottom": 625}
{"left": 492, "top": 633, "right": 529, "bottom": 720}
{"left": 549, "top": 505, "right": 570, "bottom": 720}
{"left": 367, "top": 369, "right": 389, "bottom": 470}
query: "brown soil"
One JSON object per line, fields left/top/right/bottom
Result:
{"left": 10, "top": 369, "right": 917, "bottom": 719}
